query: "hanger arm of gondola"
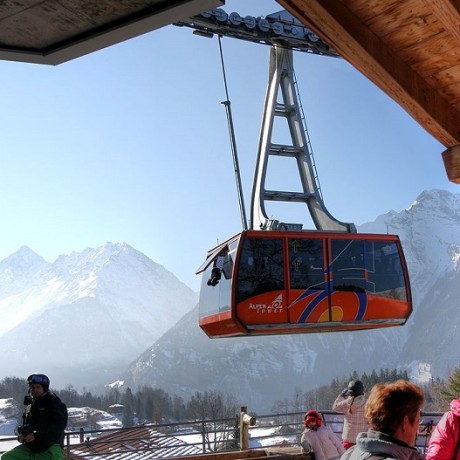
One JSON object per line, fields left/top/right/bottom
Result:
{"left": 176, "top": 7, "right": 354, "bottom": 233}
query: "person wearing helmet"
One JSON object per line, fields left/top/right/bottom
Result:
{"left": 425, "top": 398, "right": 460, "bottom": 460}
{"left": 300, "top": 410, "right": 345, "bottom": 460}
{"left": 333, "top": 380, "right": 369, "bottom": 449}
{"left": 2, "top": 374, "right": 68, "bottom": 460}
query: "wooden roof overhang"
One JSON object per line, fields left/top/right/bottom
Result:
{"left": 277, "top": 0, "right": 460, "bottom": 184}
{"left": 0, "top": 0, "right": 223, "bottom": 65}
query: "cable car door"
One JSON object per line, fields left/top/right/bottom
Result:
{"left": 235, "top": 235, "right": 289, "bottom": 326}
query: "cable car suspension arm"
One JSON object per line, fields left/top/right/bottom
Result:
{"left": 218, "top": 35, "right": 248, "bottom": 231}
{"left": 176, "top": 8, "right": 355, "bottom": 233}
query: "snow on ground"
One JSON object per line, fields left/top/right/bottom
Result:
{"left": 174, "top": 426, "right": 296, "bottom": 449}
{"left": 248, "top": 427, "right": 297, "bottom": 447}
{"left": 0, "top": 399, "right": 19, "bottom": 437}
{"left": 0, "top": 436, "right": 20, "bottom": 452}
{"left": 2, "top": 425, "right": 294, "bottom": 454}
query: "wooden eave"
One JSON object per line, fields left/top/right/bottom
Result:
{"left": 277, "top": 0, "right": 460, "bottom": 183}
{"left": 0, "top": 0, "right": 223, "bottom": 65}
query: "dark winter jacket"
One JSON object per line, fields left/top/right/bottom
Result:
{"left": 21, "top": 392, "right": 68, "bottom": 453}
{"left": 340, "top": 430, "right": 423, "bottom": 460}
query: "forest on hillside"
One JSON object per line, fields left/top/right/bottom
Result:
{"left": 1, "top": 366, "right": 459, "bottom": 428}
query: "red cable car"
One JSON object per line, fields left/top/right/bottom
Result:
{"left": 193, "top": 32, "right": 413, "bottom": 338}
{"left": 196, "top": 230, "right": 412, "bottom": 338}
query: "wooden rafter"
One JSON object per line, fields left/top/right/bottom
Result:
{"left": 278, "top": 0, "right": 460, "bottom": 183}
{"left": 424, "top": 0, "right": 460, "bottom": 46}
{"left": 278, "top": 0, "right": 460, "bottom": 148}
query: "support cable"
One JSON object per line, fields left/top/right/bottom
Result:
{"left": 217, "top": 35, "right": 248, "bottom": 231}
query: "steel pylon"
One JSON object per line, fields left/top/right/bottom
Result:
{"left": 250, "top": 46, "right": 356, "bottom": 233}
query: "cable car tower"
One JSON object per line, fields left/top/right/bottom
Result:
{"left": 179, "top": 9, "right": 412, "bottom": 338}
{"left": 177, "top": 8, "right": 355, "bottom": 233}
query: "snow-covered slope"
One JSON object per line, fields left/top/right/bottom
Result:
{"left": 0, "top": 243, "right": 198, "bottom": 389}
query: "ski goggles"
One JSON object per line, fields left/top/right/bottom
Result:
{"left": 27, "top": 374, "right": 49, "bottom": 385}
{"left": 305, "top": 416, "right": 317, "bottom": 424}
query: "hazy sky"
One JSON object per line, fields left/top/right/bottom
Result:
{"left": 0, "top": 0, "right": 458, "bottom": 291}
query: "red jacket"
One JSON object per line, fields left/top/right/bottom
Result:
{"left": 426, "top": 399, "right": 460, "bottom": 460}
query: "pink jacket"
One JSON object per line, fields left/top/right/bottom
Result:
{"left": 426, "top": 399, "right": 460, "bottom": 460}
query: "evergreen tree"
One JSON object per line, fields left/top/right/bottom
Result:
{"left": 275, "top": 367, "right": 418, "bottom": 413}
{"left": 122, "top": 387, "right": 135, "bottom": 427}
{"left": 145, "top": 396, "right": 154, "bottom": 423}
{"left": 441, "top": 366, "right": 460, "bottom": 403}
{"left": 172, "top": 395, "right": 186, "bottom": 421}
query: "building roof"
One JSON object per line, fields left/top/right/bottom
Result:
{"left": 278, "top": 0, "right": 460, "bottom": 183}
{"left": 0, "top": 0, "right": 223, "bottom": 65}
{"left": 69, "top": 425, "right": 203, "bottom": 460}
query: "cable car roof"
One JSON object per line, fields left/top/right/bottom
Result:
{"left": 0, "top": 0, "right": 222, "bottom": 65}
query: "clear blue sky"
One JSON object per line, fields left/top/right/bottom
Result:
{"left": 0, "top": 0, "right": 457, "bottom": 291}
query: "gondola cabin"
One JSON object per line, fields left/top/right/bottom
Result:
{"left": 196, "top": 230, "right": 412, "bottom": 338}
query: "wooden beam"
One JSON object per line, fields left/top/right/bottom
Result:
{"left": 424, "top": 0, "right": 460, "bottom": 45}
{"left": 442, "top": 144, "right": 460, "bottom": 183}
{"left": 277, "top": 0, "right": 460, "bottom": 147}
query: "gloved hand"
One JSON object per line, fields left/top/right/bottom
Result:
{"left": 340, "top": 388, "right": 349, "bottom": 398}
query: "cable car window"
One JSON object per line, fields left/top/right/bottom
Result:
{"left": 331, "top": 239, "right": 366, "bottom": 292}
{"left": 288, "top": 238, "right": 324, "bottom": 290}
{"left": 236, "top": 237, "right": 284, "bottom": 304}
{"left": 198, "top": 241, "right": 237, "bottom": 319}
{"left": 366, "top": 240, "right": 407, "bottom": 301}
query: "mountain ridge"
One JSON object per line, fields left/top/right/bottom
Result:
{"left": 0, "top": 242, "right": 198, "bottom": 389}
{"left": 0, "top": 189, "right": 459, "bottom": 410}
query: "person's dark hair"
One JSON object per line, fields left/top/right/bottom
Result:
{"left": 365, "top": 380, "right": 424, "bottom": 436}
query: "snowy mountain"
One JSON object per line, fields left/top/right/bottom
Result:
{"left": 1, "top": 190, "right": 459, "bottom": 412}
{"left": 121, "top": 189, "right": 460, "bottom": 411}
{"left": 0, "top": 243, "right": 198, "bottom": 389}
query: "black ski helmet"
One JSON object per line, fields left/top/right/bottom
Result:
{"left": 27, "top": 374, "right": 50, "bottom": 392}
{"left": 347, "top": 379, "right": 364, "bottom": 396}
